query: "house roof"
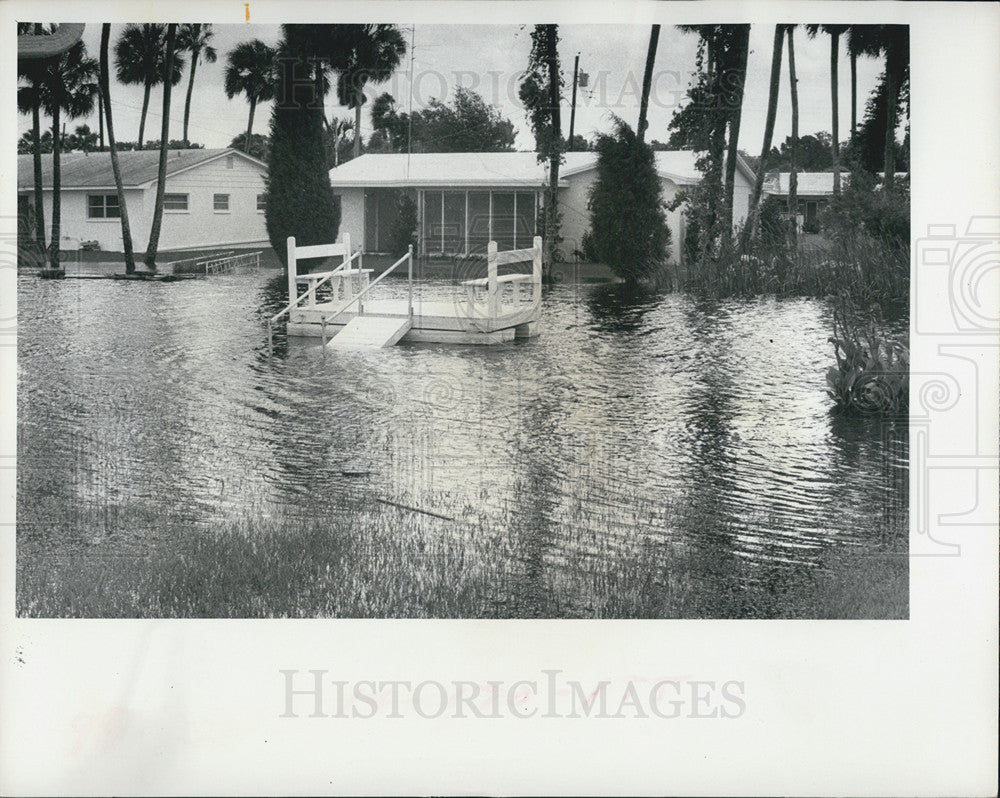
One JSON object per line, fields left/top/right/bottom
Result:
{"left": 763, "top": 171, "right": 909, "bottom": 197}
{"left": 327, "top": 150, "right": 753, "bottom": 189}
{"left": 17, "top": 147, "right": 267, "bottom": 191}
{"left": 328, "top": 152, "right": 551, "bottom": 188}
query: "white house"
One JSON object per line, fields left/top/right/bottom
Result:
{"left": 762, "top": 170, "right": 908, "bottom": 231}
{"left": 327, "top": 150, "right": 756, "bottom": 264}
{"left": 17, "top": 147, "right": 270, "bottom": 253}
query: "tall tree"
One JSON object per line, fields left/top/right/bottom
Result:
{"left": 880, "top": 26, "right": 908, "bottom": 189}
{"left": 114, "top": 24, "right": 185, "bottom": 148}
{"left": 265, "top": 24, "right": 340, "bottom": 264}
{"left": 39, "top": 36, "right": 99, "bottom": 269}
{"left": 844, "top": 25, "right": 908, "bottom": 185}
{"left": 741, "top": 24, "right": 785, "bottom": 252}
{"left": 335, "top": 25, "right": 407, "bottom": 159}
{"left": 637, "top": 24, "right": 660, "bottom": 144}
{"left": 786, "top": 25, "right": 799, "bottom": 244}
{"left": 519, "top": 25, "right": 563, "bottom": 271}
{"left": 144, "top": 23, "right": 177, "bottom": 268}
{"left": 845, "top": 25, "right": 883, "bottom": 144}
{"left": 224, "top": 39, "right": 276, "bottom": 153}
{"left": 807, "top": 25, "right": 849, "bottom": 194}
{"left": 368, "top": 88, "right": 515, "bottom": 153}
{"left": 178, "top": 23, "right": 217, "bottom": 145}
{"left": 99, "top": 23, "right": 136, "bottom": 273}
{"left": 16, "top": 23, "right": 48, "bottom": 258}
{"left": 583, "top": 117, "right": 671, "bottom": 280}
{"left": 721, "top": 25, "right": 750, "bottom": 235}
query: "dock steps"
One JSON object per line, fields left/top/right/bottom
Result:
{"left": 326, "top": 315, "right": 412, "bottom": 349}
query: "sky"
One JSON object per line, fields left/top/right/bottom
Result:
{"left": 18, "top": 23, "right": 887, "bottom": 156}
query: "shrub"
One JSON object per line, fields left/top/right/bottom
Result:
{"left": 384, "top": 190, "right": 417, "bottom": 257}
{"left": 827, "top": 299, "right": 908, "bottom": 415}
{"left": 583, "top": 117, "right": 672, "bottom": 280}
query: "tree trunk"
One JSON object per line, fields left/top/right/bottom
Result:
{"left": 31, "top": 93, "right": 46, "bottom": 257}
{"left": 722, "top": 25, "right": 750, "bottom": 237}
{"left": 138, "top": 80, "right": 151, "bottom": 148}
{"left": 183, "top": 45, "right": 199, "bottom": 144}
{"left": 98, "top": 87, "right": 104, "bottom": 149}
{"left": 245, "top": 97, "right": 256, "bottom": 153}
{"left": 883, "top": 68, "right": 897, "bottom": 190}
{"left": 740, "top": 24, "right": 784, "bottom": 253}
{"left": 637, "top": 24, "right": 660, "bottom": 143}
{"left": 544, "top": 23, "right": 561, "bottom": 274}
{"left": 787, "top": 25, "right": 799, "bottom": 245}
{"left": 831, "top": 31, "right": 841, "bottom": 194}
{"left": 850, "top": 51, "right": 857, "bottom": 142}
{"left": 49, "top": 94, "right": 61, "bottom": 269}
{"left": 145, "top": 23, "right": 176, "bottom": 268}
{"left": 353, "top": 96, "right": 363, "bottom": 159}
{"left": 100, "top": 23, "right": 136, "bottom": 273}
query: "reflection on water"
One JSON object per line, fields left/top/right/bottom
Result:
{"left": 17, "top": 270, "right": 907, "bottom": 612}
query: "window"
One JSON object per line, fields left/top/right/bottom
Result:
{"left": 256, "top": 193, "right": 266, "bottom": 212}
{"left": 163, "top": 193, "right": 188, "bottom": 211}
{"left": 213, "top": 193, "right": 230, "bottom": 212}
{"left": 226, "top": 155, "right": 234, "bottom": 169}
{"left": 87, "top": 194, "right": 120, "bottom": 219}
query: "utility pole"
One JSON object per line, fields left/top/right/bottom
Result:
{"left": 568, "top": 53, "right": 580, "bottom": 151}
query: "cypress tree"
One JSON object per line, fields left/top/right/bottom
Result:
{"left": 264, "top": 25, "right": 339, "bottom": 265}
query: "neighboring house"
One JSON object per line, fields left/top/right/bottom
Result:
{"left": 327, "top": 151, "right": 756, "bottom": 264}
{"left": 17, "top": 147, "right": 269, "bottom": 253}
{"left": 762, "top": 171, "right": 908, "bottom": 231}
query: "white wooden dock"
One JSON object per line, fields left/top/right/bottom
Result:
{"left": 270, "top": 235, "right": 542, "bottom": 349}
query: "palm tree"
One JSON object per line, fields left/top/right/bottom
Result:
{"left": 786, "top": 24, "right": 799, "bottom": 244}
{"left": 336, "top": 25, "right": 407, "bottom": 158}
{"left": 145, "top": 24, "right": 178, "bottom": 268}
{"left": 845, "top": 25, "right": 883, "bottom": 143}
{"left": 100, "top": 23, "right": 136, "bottom": 273}
{"left": 637, "top": 24, "right": 660, "bottom": 143}
{"left": 806, "top": 25, "right": 849, "bottom": 194}
{"left": 16, "top": 23, "right": 49, "bottom": 258}
{"left": 114, "top": 23, "right": 185, "bottom": 148}
{"left": 845, "top": 25, "right": 908, "bottom": 186}
{"left": 39, "top": 37, "right": 99, "bottom": 269}
{"left": 328, "top": 116, "right": 354, "bottom": 166}
{"left": 178, "top": 24, "right": 217, "bottom": 145}
{"left": 721, "top": 25, "right": 750, "bottom": 236}
{"left": 224, "top": 39, "right": 276, "bottom": 154}
{"left": 741, "top": 24, "right": 785, "bottom": 252}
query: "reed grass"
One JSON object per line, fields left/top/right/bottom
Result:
{"left": 17, "top": 491, "right": 906, "bottom": 619}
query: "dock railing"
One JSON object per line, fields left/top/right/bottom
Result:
{"left": 267, "top": 235, "right": 360, "bottom": 353}
{"left": 460, "top": 236, "right": 542, "bottom": 326}
{"left": 323, "top": 244, "right": 414, "bottom": 324}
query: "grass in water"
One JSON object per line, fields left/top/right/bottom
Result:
{"left": 17, "top": 491, "right": 906, "bottom": 619}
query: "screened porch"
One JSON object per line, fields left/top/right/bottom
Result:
{"left": 417, "top": 189, "right": 540, "bottom": 257}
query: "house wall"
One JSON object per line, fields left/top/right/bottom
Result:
{"left": 335, "top": 187, "right": 366, "bottom": 253}
{"left": 559, "top": 170, "right": 688, "bottom": 265}
{"left": 23, "top": 154, "right": 269, "bottom": 254}
{"left": 143, "top": 155, "right": 269, "bottom": 251}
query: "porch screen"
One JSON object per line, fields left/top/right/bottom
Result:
{"left": 422, "top": 191, "right": 442, "bottom": 253}
{"left": 515, "top": 192, "right": 536, "bottom": 247}
{"left": 442, "top": 192, "right": 465, "bottom": 253}
{"left": 491, "top": 192, "right": 515, "bottom": 250}
{"left": 467, "top": 192, "right": 490, "bottom": 254}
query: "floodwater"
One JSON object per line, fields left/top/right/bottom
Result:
{"left": 17, "top": 266, "right": 908, "bottom": 615}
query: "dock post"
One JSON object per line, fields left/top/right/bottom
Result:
{"left": 487, "top": 240, "right": 499, "bottom": 320}
{"left": 286, "top": 237, "right": 296, "bottom": 306}
{"left": 532, "top": 235, "right": 542, "bottom": 305}
{"left": 407, "top": 244, "right": 414, "bottom": 317}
